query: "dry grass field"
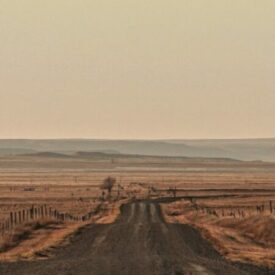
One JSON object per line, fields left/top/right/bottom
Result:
{"left": 0, "top": 153, "right": 275, "bottom": 268}
{"left": 162, "top": 196, "right": 275, "bottom": 268}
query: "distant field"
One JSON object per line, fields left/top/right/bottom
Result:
{"left": 0, "top": 153, "right": 275, "bottom": 267}
{"left": 1, "top": 153, "right": 275, "bottom": 217}
{"left": 1, "top": 154, "right": 275, "bottom": 186}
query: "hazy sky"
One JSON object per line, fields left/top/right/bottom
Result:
{"left": 1, "top": 0, "right": 275, "bottom": 139}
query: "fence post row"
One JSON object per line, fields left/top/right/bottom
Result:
{"left": 1, "top": 201, "right": 105, "bottom": 236}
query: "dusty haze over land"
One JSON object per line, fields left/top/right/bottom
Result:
{"left": 2, "top": 138, "right": 275, "bottom": 162}
{"left": 1, "top": 2, "right": 275, "bottom": 273}
{"left": 1, "top": 0, "right": 275, "bottom": 139}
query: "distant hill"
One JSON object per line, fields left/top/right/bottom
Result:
{"left": 76, "top": 150, "right": 120, "bottom": 158}
{"left": 20, "top": 150, "right": 241, "bottom": 163}
{"left": 0, "top": 147, "right": 36, "bottom": 155}
{"left": 23, "top": 152, "right": 71, "bottom": 158}
{"left": 1, "top": 138, "right": 275, "bottom": 161}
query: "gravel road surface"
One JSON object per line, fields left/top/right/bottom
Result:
{"left": 0, "top": 202, "right": 273, "bottom": 275}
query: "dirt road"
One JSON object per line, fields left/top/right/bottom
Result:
{"left": 0, "top": 202, "right": 272, "bottom": 275}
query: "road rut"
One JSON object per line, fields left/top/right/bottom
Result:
{"left": 0, "top": 202, "right": 272, "bottom": 275}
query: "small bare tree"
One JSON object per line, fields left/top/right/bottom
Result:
{"left": 101, "top": 176, "right": 116, "bottom": 198}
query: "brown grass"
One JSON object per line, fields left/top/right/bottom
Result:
{"left": 0, "top": 200, "right": 124, "bottom": 262}
{"left": 1, "top": 154, "right": 275, "bottom": 266}
{"left": 0, "top": 219, "right": 68, "bottom": 260}
{"left": 162, "top": 200, "right": 275, "bottom": 268}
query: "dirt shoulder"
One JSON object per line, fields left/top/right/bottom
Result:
{"left": 161, "top": 200, "right": 275, "bottom": 269}
{"left": 0, "top": 200, "right": 126, "bottom": 262}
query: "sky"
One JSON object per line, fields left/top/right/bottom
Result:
{"left": 1, "top": 0, "right": 275, "bottom": 139}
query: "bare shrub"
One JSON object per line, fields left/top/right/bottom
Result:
{"left": 100, "top": 177, "right": 116, "bottom": 198}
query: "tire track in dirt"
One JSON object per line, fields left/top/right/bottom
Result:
{"left": 127, "top": 202, "right": 136, "bottom": 223}
{"left": 0, "top": 201, "right": 273, "bottom": 275}
{"left": 149, "top": 203, "right": 168, "bottom": 234}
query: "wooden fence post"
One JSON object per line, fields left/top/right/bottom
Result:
{"left": 14, "top": 212, "right": 17, "bottom": 225}
{"left": 18, "top": 211, "right": 22, "bottom": 224}
{"left": 27, "top": 209, "right": 29, "bottom": 221}
{"left": 30, "top": 207, "right": 34, "bottom": 220}
{"left": 0, "top": 223, "right": 3, "bottom": 235}
{"left": 41, "top": 206, "right": 44, "bottom": 219}
{"left": 38, "top": 207, "right": 40, "bottom": 219}
{"left": 22, "top": 210, "right": 25, "bottom": 223}
{"left": 10, "top": 212, "right": 14, "bottom": 228}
